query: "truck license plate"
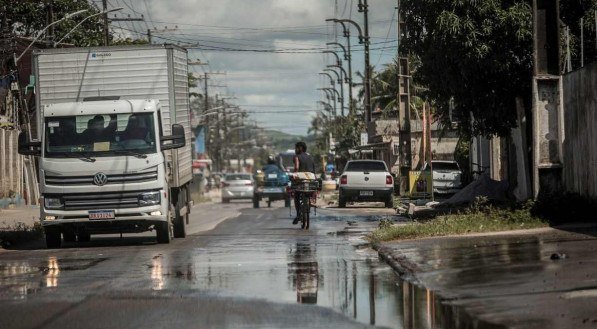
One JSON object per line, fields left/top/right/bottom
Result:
{"left": 360, "top": 191, "right": 374, "bottom": 196}
{"left": 89, "top": 210, "right": 115, "bottom": 220}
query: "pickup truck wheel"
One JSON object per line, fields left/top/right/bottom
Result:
{"left": 156, "top": 221, "right": 171, "bottom": 244}
{"left": 338, "top": 196, "right": 347, "bottom": 208}
{"left": 385, "top": 196, "right": 394, "bottom": 208}
{"left": 44, "top": 227, "right": 61, "bottom": 249}
{"left": 173, "top": 189, "right": 187, "bottom": 239}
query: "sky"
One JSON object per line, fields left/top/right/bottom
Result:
{"left": 103, "top": 0, "right": 399, "bottom": 136}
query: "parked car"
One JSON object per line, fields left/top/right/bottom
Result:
{"left": 221, "top": 174, "right": 254, "bottom": 203}
{"left": 338, "top": 160, "right": 394, "bottom": 208}
{"left": 421, "top": 160, "right": 463, "bottom": 194}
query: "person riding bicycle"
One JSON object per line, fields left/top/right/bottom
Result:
{"left": 292, "top": 141, "right": 316, "bottom": 225}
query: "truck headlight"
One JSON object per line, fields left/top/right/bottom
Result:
{"left": 44, "top": 197, "right": 63, "bottom": 210}
{"left": 139, "top": 191, "right": 161, "bottom": 206}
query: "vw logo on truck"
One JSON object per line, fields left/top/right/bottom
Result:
{"left": 93, "top": 172, "right": 108, "bottom": 186}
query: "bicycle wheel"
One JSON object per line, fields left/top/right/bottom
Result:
{"left": 301, "top": 194, "right": 309, "bottom": 229}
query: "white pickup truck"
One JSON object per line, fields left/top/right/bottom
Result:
{"left": 421, "top": 160, "right": 463, "bottom": 194}
{"left": 338, "top": 160, "right": 394, "bottom": 208}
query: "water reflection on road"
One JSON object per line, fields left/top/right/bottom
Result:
{"left": 152, "top": 232, "right": 445, "bottom": 328}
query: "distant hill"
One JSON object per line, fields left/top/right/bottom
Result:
{"left": 263, "top": 130, "right": 314, "bottom": 153}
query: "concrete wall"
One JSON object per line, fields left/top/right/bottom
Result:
{"left": 562, "top": 62, "right": 597, "bottom": 198}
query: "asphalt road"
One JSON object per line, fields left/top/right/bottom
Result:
{"left": 0, "top": 199, "right": 416, "bottom": 329}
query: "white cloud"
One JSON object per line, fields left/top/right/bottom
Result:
{"left": 131, "top": 0, "right": 398, "bottom": 135}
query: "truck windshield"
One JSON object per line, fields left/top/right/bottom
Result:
{"left": 45, "top": 113, "right": 157, "bottom": 157}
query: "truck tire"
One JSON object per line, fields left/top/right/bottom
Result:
{"left": 385, "top": 195, "right": 394, "bottom": 208}
{"left": 63, "top": 229, "right": 76, "bottom": 243}
{"left": 77, "top": 231, "right": 91, "bottom": 242}
{"left": 173, "top": 188, "right": 187, "bottom": 239}
{"left": 156, "top": 221, "right": 171, "bottom": 244}
{"left": 338, "top": 194, "right": 347, "bottom": 208}
{"left": 44, "top": 226, "right": 61, "bottom": 249}
{"left": 253, "top": 196, "right": 260, "bottom": 208}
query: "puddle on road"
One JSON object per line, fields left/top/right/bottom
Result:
{"left": 0, "top": 256, "right": 107, "bottom": 299}
{"left": 146, "top": 235, "right": 454, "bottom": 329}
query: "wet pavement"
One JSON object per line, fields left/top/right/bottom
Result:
{"left": 377, "top": 226, "right": 597, "bottom": 329}
{"left": 0, "top": 200, "right": 448, "bottom": 329}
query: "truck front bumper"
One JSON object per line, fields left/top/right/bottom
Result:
{"left": 40, "top": 191, "right": 169, "bottom": 233}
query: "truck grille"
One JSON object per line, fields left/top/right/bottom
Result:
{"left": 61, "top": 191, "right": 156, "bottom": 211}
{"left": 45, "top": 169, "right": 158, "bottom": 186}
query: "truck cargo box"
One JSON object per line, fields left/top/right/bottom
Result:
{"left": 33, "top": 45, "right": 192, "bottom": 187}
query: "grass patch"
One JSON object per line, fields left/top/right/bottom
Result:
{"left": 0, "top": 222, "right": 44, "bottom": 247}
{"left": 369, "top": 200, "right": 547, "bottom": 243}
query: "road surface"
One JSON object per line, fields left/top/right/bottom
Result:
{"left": 0, "top": 200, "right": 433, "bottom": 329}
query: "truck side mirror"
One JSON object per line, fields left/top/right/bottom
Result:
{"left": 161, "top": 124, "right": 186, "bottom": 150}
{"left": 18, "top": 131, "right": 41, "bottom": 156}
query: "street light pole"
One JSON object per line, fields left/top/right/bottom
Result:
{"left": 14, "top": 9, "right": 87, "bottom": 64}
{"left": 54, "top": 7, "right": 123, "bottom": 47}
{"left": 319, "top": 72, "right": 335, "bottom": 86}
{"left": 323, "top": 67, "right": 345, "bottom": 116}
{"left": 358, "top": 0, "right": 372, "bottom": 124}
{"left": 326, "top": 16, "right": 369, "bottom": 121}
{"left": 318, "top": 88, "right": 337, "bottom": 116}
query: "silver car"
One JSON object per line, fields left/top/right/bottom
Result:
{"left": 221, "top": 173, "right": 254, "bottom": 203}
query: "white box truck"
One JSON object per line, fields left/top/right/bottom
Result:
{"left": 18, "top": 45, "right": 193, "bottom": 248}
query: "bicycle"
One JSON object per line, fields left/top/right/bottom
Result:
{"left": 291, "top": 179, "right": 319, "bottom": 230}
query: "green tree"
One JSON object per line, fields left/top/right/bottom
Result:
{"left": 400, "top": 0, "right": 534, "bottom": 137}
{"left": 1, "top": 0, "right": 104, "bottom": 46}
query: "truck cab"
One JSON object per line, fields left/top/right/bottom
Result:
{"left": 19, "top": 99, "right": 186, "bottom": 247}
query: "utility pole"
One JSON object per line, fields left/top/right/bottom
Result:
{"left": 358, "top": 0, "right": 372, "bottom": 124}
{"left": 102, "top": 0, "right": 109, "bottom": 46}
{"left": 396, "top": 0, "right": 412, "bottom": 195}
{"left": 47, "top": 1, "right": 54, "bottom": 41}
{"left": 102, "top": 0, "right": 144, "bottom": 46}
{"left": 147, "top": 29, "right": 151, "bottom": 44}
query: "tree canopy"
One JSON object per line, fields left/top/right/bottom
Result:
{"left": 1, "top": 0, "right": 104, "bottom": 47}
{"left": 400, "top": 0, "right": 534, "bottom": 137}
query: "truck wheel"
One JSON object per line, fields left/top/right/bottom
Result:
{"left": 44, "top": 227, "right": 61, "bottom": 249}
{"left": 385, "top": 196, "right": 394, "bottom": 208}
{"left": 284, "top": 197, "right": 291, "bottom": 208}
{"left": 338, "top": 195, "right": 347, "bottom": 208}
{"left": 156, "top": 221, "right": 171, "bottom": 244}
{"left": 253, "top": 196, "right": 260, "bottom": 208}
{"left": 63, "top": 229, "right": 76, "bottom": 243}
{"left": 173, "top": 189, "right": 187, "bottom": 239}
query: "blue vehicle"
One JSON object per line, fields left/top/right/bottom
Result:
{"left": 253, "top": 162, "right": 291, "bottom": 208}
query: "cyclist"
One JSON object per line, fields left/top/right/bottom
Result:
{"left": 292, "top": 141, "right": 315, "bottom": 224}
